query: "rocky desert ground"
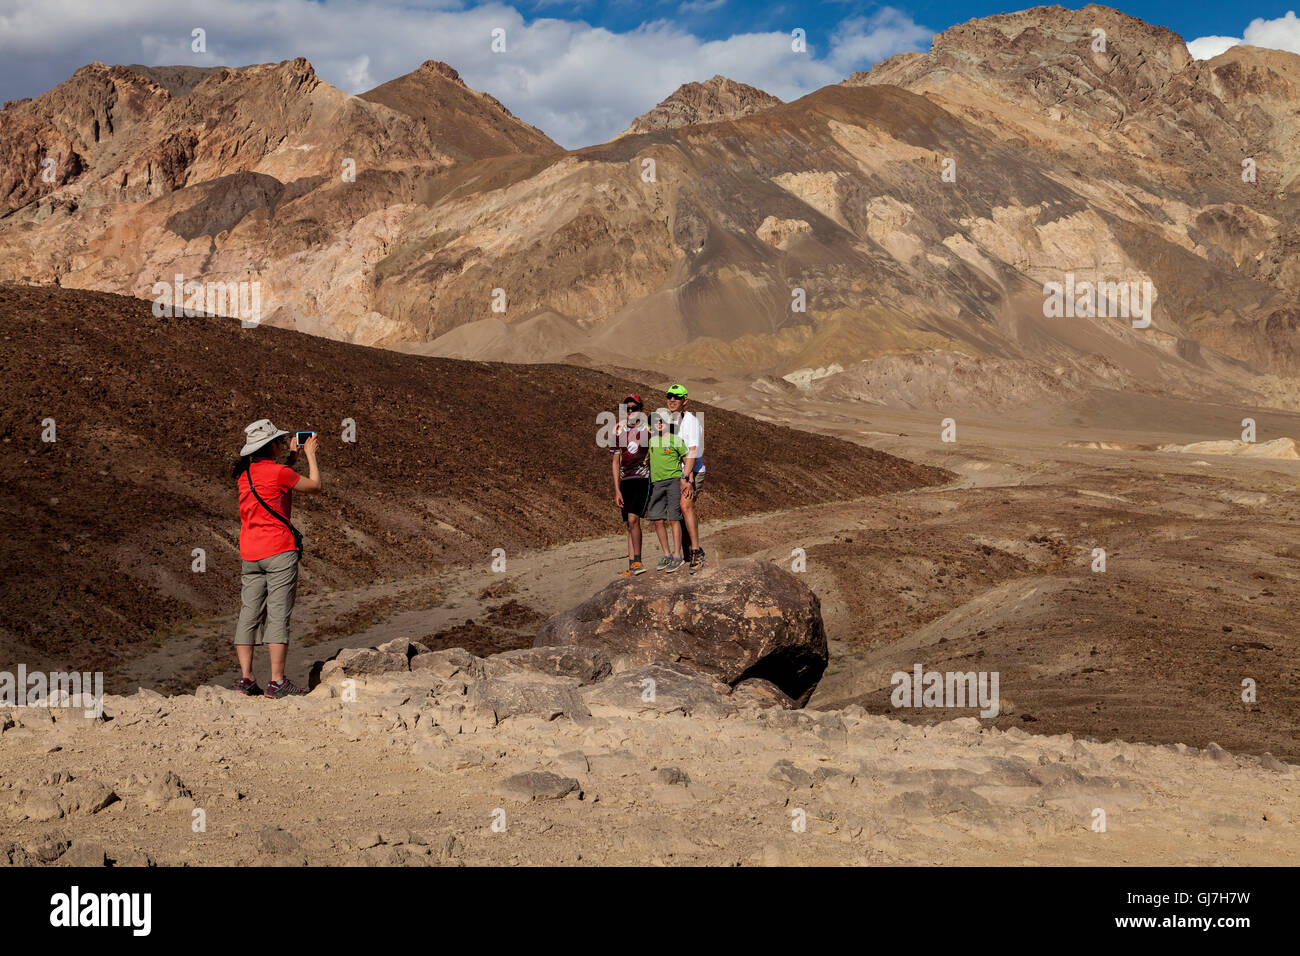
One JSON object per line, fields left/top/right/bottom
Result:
{"left": 3, "top": 653, "right": 1296, "bottom": 868}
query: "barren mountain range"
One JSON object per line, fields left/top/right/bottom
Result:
{"left": 1, "top": 3, "right": 1298, "bottom": 415}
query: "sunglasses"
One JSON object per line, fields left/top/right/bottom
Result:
{"left": 666, "top": 394, "right": 683, "bottom": 400}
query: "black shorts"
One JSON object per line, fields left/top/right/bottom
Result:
{"left": 620, "top": 477, "right": 649, "bottom": 521}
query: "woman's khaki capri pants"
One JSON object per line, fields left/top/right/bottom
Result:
{"left": 234, "top": 549, "right": 300, "bottom": 645}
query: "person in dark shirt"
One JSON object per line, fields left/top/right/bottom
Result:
{"left": 610, "top": 394, "right": 650, "bottom": 576}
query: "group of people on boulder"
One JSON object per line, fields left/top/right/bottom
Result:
{"left": 227, "top": 382, "right": 704, "bottom": 697}
{"left": 608, "top": 384, "right": 706, "bottom": 576}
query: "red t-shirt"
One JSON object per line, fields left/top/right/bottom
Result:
{"left": 238, "top": 460, "right": 301, "bottom": 560}
{"left": 611, "top": 422, "right": 650, "bottom": 481}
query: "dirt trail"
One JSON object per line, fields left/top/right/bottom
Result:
{"left": 127, "top": 495, "right": 919, "bottom": 689}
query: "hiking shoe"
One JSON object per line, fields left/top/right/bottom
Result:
{"left": 236, "top": 677, "right": 262, "bottom": 696}
{"left": 630, "top": 560, "right": 646, "bottom": 575}
{"left": 664, "top": 556, "right": 683, "bottom": 573}
{"left": 656, "top": 556, "right": 672, "bottom": 571}
{"left": 689, "top": 549, "right": 707, "bottom": 575}
{"left": 264, "top": 678, "right": 308, "bottom": 699}
{"left": 617, "top": 566, "right": 633, "bottom": 578}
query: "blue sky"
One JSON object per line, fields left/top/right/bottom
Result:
{"left": 515, "top": 0, "right": 1292, "bottom": 49}
{"left": 3, "top": 1, "right": 1299, "bottom": 147}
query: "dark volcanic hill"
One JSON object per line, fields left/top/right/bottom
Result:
{"left": 0, "top": 284, "right": 949, "bottom": 678}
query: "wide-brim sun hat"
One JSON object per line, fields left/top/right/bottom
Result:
{"left": 240, "top": 418, "right": 290, "bottom": 457}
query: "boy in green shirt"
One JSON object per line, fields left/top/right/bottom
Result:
{"left": 645, "top": 412, "right": 688, "bottom": 572}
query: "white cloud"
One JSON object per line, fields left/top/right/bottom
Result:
{"left": 678, "top": 0, "right": 725, "bottom": 13}
{"left": 1187, "top": 10, "right": 1300, "bottom": 60}
{"left": 344, "top": 54, "right": 374, "bottom": 92}
{"left": 0, "top": 0, "right": 932, "bottom": 147}
{"left": 828, "top": 8, "right": 933, "bottom": 71}
{"left": 1186, "top": 36, "right": 1244, "bottom": 60}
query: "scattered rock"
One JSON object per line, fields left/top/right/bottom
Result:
{"left": 64, "top": 841, "right": 108, "bottom": 867}
{"left": 439, "top": 834, "right": 462, "bottom": 860}
{"left": 410, "top": 647, "right": 486, "bottom": 680}
{"left": 1, "top": 842, "right": 33, "bottom": 866}
{"left": 484, "top": 646, "right": 612, "bottom": 685}
{"left": 813, "top": 714, "right": 849, "bottom": 745}
{"left": 61, "top": 780, "right": 118, "bottom": 815}
{"left": 731, "top": 678, "right": 796, "bottom": 710}
{"left": 1203, "top": 742, "right": 1233, "bottom": 763}
{"left": 130, "top": 771, "right": 192, "bottom": 811}
{"left": 21, "top": 792, "right": 65, "bottom": 822}
{"left": 495, "top": 771, "right": 580, "bottom": 802}
{"left": 583, "top": 662, "right": 736, "bottom": 717}
{"left": 1259, "top": 753, "right": 1290, "bottom": 774}
{"left": 255, "top": 826, "right": 307, "bottom": 865}
{"left": 467, "top": 672, "right": 590, "bottom": 723}
{"left": 377, "top": 638, "right": 427, "bottom": 660}
{"left": 553, "top": 750, "right": 591, "bottom": 776}
{"left": 317, "top": 646, "right": 409, "bottom": 682}
{"left": 111, "top": 848, "right": 154, "bottom": 867}
{"left": 927, "top": 784, "right": 995, "bottom": 820}
{"left": 813, "top": 767, "right": 851, "bottom": 787}
{"left": 656, "top": 767, "right": 691, "bottom": 786}
{"left": 768, "top": 759, "right": 814, "bottom": 789}
{"left": 31, "top": 834, "right": 70, "bottom": 863}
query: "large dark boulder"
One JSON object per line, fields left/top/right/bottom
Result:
{"left": 534, "top": 559, "right": 828, "bottom": 705}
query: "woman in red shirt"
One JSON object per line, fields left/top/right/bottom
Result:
{"left": 231, "top": 419, "right": 322, "bottom": 698}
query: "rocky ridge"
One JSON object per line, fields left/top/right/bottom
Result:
{"left": 621, "top": 75, "right": 783, "bottom": 134}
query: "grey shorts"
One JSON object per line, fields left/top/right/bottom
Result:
{"left": 645, "top": 477, "right": 682, "bottom": 521}
{"left": 234, "top": 549, "right": 300, "bottom": 646}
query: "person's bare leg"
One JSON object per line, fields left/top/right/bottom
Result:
{"left": 672, "top": 519, "right": 683, "bottom": 558}
{"left": 654, "top": 519, "right": 669, "bottom": 556}
{"left": 628, "top": 514, "right": 642, "bottom": 558}
{"left": 237, "top": 644, "right": 255, "bottom": 680}
{"left": 269, "top": 643, "right": 288, "bottom": 684}
{"left": 680, "top": 488, "right": 699, "bottom": 555}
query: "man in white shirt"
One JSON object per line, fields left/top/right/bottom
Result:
{"left": 665, "top": 384, "right": 707, "bottom": 574}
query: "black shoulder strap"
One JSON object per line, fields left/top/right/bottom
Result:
{"left": 244, "top": 460, "right": 303, "bottom": 552}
